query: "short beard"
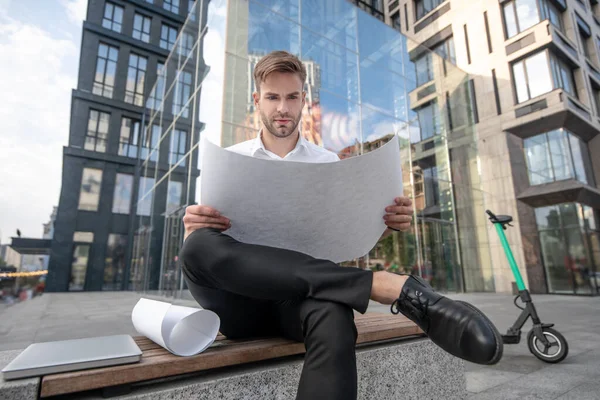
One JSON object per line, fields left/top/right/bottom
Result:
{"left": 261, "top": 110, "right": 302, "bottom": 139}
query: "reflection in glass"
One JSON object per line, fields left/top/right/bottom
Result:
{"left": 161, "top": 24, "right": 178, "bottom": 50}
{"left": 167, "top": 181, "right": 183, "bottom": 213}
{"left": 85, "top": 110, "right": 109, "bottom": 153}
{"left": 170, "top": 129, "right": 187, "bottom": 165}
{"left": 125, "top": 53, "right": 147, "bottom": 106}
{"left": 301, "top": 0, "right": 356, "bottom": 51}
{"left": 133, "top": 13, "right": 151, "bottom": 43}
{"left": 69, "top": 245, "right": 89, "bottom": 291}
{"left": 93, "top": 43, "right": 119, "bottom": 98}
{"left": 112, "top": 173, "right": 133, "bottom": 214}
{"left": 78, "top": 168, "right": 103, "bottom": 211}
{"left": 137, "top": 177, "right": 155, "bottom": 216}
{"left": 119, "top": 118, "right": 141, "bottom": 158}
{"left": 104, "top": 234, "right": 127, "bottom": 291}
{"left": 102, "top": 2, "right": 123, "bottom": 33}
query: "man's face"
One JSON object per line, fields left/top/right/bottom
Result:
{"left": 254, "top": 72, "right": 305, "bottom": 139}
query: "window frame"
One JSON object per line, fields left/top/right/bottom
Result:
{"left": 125, "top": 53, "right": 148, "bottom": 106}
{"left": 102, "top": 2, "right": 123, "bottom": 33}
{"left": 160, "top": 24, "right": 178, "bottom": 51}
{"left": 133, "top": 13, "right": 151, "bottom": 43}
{"left": 85, "top": 109, "right": 110, "bottom": 153}
{"left": 93, "top": 43, "right": 119, "bottom": 99}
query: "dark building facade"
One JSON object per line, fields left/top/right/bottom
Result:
{"left": 47, "top": 0, "right": 202, "bottom": 292}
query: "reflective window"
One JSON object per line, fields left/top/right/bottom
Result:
{"left": 93, "top": 43, "right": 119, "bottom": 98}
{"left": 119, "top": 117, "right": 141, "bottom": 158}
{"left": 69, "top": 244, "right": 90, "bottom": 291}
{"left": 423, "top": 166, "right": 439, "bottom": 207}
{"left": 160, "top": 24, "right": 178, "bottom": 50}
{"left": 524, "top": 129, "right": 589, "bottom": 185}
{"left": 416, "top": 100, "right": 441, "bottom": 140}
{"left": 172, "top": 71, "right": 192, "bottom": 118}
{"left": 78, "top": 168, "right": 103, "bottom": 211}
{"left": 188, "top": 0, "right": 197, "bottom": 21}
{"left": 415, "top": 0, "right": 445, "bottom": 20}
{"left": 73, "top": 231, "right": 94, "bottom": 242}
{"left": 103, "top": 234, "right": 127, "bottom": 291}
{"left": 85, "top": 110, "right": 109, "bottom": 153}
{"left": 169, "top": 129, "right": 187, "bottom": 165}
{"left": 391, "top": 11, "right": 401, "bottom": 31}
{"left": 415, "top": 53, "right": 434, "bottom": 86}
{"left": 433, "top": 36, "right": 456, "bottom": 64}
{"left": 147, "top": 62, "right": 165, "bottom": 110}
{"left": 512, "top": 51, "right": 574, "bottom": 103}
{"left": 503, "top": 0, "right": 563, "bottom": 38}
{"left": 164, "top": 0, "right": 180, "bottom": 14}
{"left": 102, "top": 2, "right": 123, "bottom": 33}
{"left": 179, "top": 32, "right": 195, "bottom": 58}
{"left": 125, "top": 53, "right": 147, "bottom": 106}
{"left": 112, "top": 173, "right": 133, "bottom": 214}
{"left": 140, "top": 125, "right": 160, "bottom": 162}
{"left": 133, "top": 14, "right": 151, "bottom": 43}
{"left": 137, "top": 177, "right": 155, "bottom": 216}
{"left": 167, "top": 180, "right": 183, "bottom": 213}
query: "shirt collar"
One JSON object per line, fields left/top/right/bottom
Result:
{"left": 251, "top": 129, "right": 307, "bottom": 158}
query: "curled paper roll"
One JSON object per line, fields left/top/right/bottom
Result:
{"left": 131, "top": 298, "right": 220, "bottom": 357}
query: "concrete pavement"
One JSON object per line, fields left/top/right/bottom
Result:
{"left": 1, "top": 291, "right": 599, "bottom": 399}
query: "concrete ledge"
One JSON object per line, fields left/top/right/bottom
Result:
{"left": 80, "top": 338, "right": 466, "bottom": 399}
{"left": 0, "top": 350, "right": 40, "bottom": 400}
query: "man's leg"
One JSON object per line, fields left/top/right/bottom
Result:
{"left": 180, "top": 227, "right": 503, "bottom": 365}
{"left": 274, "top": 299, "right": 358, "bottom": 400}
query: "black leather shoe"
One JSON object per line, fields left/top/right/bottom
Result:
{"left": 391, "top": 275, "right": 503, "bottom": 365}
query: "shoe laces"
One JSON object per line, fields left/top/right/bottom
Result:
{"left": 391, "top": 287, "right": 429, "bottom": 321}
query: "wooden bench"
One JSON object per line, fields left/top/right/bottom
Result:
{"left": 39, "top": 313, "right": 424, "bottom": 398}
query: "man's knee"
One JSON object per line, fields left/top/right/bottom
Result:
{"left": 302, "top": 300, "right": 357, "bottom": 352}
{"left": 179, "top": 228, "right": 231, "bottom": 280}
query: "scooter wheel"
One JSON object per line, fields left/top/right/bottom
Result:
{"left": 527, "top": 327, "right": 568, "bottom": 363}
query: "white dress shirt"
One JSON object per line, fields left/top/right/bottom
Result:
{"left": 226, "top": 131, "right": 340, "bottom": 163}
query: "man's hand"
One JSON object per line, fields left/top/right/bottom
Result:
{"left": 183, "top": 205, "right": 231, "bottom": 241}
{"left": 383, "top": 197, "right": 413, "bottom": 232}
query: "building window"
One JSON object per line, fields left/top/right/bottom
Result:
{"left": 423, "top": 166, "right": 439, "bottom": 207}
{"left": 85, "top": 110, "right": 109, "bottom": 153}
{"left": 125, "top": 53, "right": 147, "bottom": 106}
{"left": 78, "top": 168, "right": 103, "bottom": 211}
{"left": 169, "top": 129, "right": 187, "bottom": 165}
{"left": 119, "top": 117, "right": 141, "bottom": 158}
{"left": 102, "top": 2, "right": 123, "bottom": 33}
{"left": 145, "top": 0, "right": 153, "bottom": 3}
{"left": 188, "top": 0, "right": 197, "bottom": 21}
{"left": 391, "top": 11, "right": 401, "bottom": 31}
{"left": 73, "top": 231, "right": 94, "bottom": 242}
{"left": 591, "top": 81, "right": 600, "bottom": 116}
{"left": 512, "top": 50, "right": 575, "bottom": 103}
{"left": 415, "top": 53, "right": 434, "bottom": 86}
{"left": 163, "top": 0, "right": 180, "bottom": 14}
{"left": 103, "top": 234, "right": 127, "bottom": 291}
{"left": 433, "top": 36, "right": 456, "bottom": 64}
{"left": 160, "top": 24, "right": 178, "bottom": 50}
{"left": 577, "top": 17, "right": 592, "bottom": 59}
{"left": 137, "top": 176, "right": 155, "bottom": 216}
{"left": 112, "top": 173, "right": 133, "bottom": 214}
{"left": 147, "top": 62, "right": 165, "bottom": 110}
{"left": 415, "top": 0, "right": 444, "bottom": 20}
{"left": 503, "top": 0, "right": 563, "bottom": 38}
{"left": 93, "top": 43, "right": 119, "bottom": 98}
{"left": 167, "top": 180, "right": 183, "bottom": 214}
{"left": 133, "top": 13, "right": 151, "bottom": 43}
{"left": 172, "top": 71, "right": 192, "bottom": 118}
{"left": 141, "top": 124, "right": 160, "bottom": 162}
{"left": 535, "top": 203, "right": 599, "bottom": 294}
{"left": 179, "top": 32, "right": 194, "bottom": 57}
{"left": 416, "top": 100, "right": 441, "bottom": 140}
{"left": 524, "top": 128, "right": 590, "bottom": 185}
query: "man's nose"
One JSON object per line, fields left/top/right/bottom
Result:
{"left": 277, "top": 100, "right": 289, "bottom": 113}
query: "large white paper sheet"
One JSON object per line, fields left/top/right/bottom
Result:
{"left": 131, "top": 298, "right": 220, "bottom": 356}
{"left": 200, "top": 135, "right": 403, "bottom": 262}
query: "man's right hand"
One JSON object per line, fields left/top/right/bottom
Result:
{"left": 183, "top": 205, "right": 231, "bottom": 241}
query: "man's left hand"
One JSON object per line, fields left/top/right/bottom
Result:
{"left": 383, "top": 197, "right": 413, "bottom": 232}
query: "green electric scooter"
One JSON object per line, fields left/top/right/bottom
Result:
{"left": 486, "top": 210, "right": 569, "bottom": 363}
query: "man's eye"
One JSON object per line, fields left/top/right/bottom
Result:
{"left": 267, "top": 96, "right": 277, "bottom": 100}
{"left": 289, "top": 96, "right": 298, "bottom": 100}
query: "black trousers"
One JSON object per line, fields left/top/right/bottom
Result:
{"left": 179, "top": 228, "right": 374, "bottom": 400}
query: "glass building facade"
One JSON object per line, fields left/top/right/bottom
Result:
{"left": 130, "top": 0, "right": 493, "bottom": 297}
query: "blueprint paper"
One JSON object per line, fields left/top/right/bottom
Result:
{"left": 131, "top": 298, "right": 220, "bottom": 356}
{"left": 200, "top": 135, "right": 403, "bottom": 263}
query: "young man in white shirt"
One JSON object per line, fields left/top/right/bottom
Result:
{"left": 180, "top": 51, "right": 502, "bottom": 400}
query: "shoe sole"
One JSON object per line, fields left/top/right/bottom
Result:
{"left": 455, "top": 300, "right": 504, "bottom": 365}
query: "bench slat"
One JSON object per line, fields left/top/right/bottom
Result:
{"left": 40, "top": 313, "right": 423, "bottom": 398}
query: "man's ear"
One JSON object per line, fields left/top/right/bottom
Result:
{"left": 253, "top": 91, "right": 260, "bottom": 109}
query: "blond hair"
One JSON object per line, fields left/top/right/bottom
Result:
{"left": 253, "top": 51, "right": 307, "bottom": 92}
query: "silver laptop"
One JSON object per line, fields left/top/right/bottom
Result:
{"left": 1, "top": 334, "right": 142, "bottom": 380}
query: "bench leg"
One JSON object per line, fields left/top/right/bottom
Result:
{"left": 101, "top": 384, "right": 132, "bottom": 398}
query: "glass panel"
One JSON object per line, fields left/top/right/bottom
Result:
{"left": 560, "top": 203, "right": 580, "bottom": 227}
{"left": 515, "top": 0, "right": 540, "bottom": 32}
{"left": 568, "top": 133, "right": 588, "bottom": 184}
{"left": 513, "top": 61, "right": 529, "bottom": 103}
{"left": 301, "top": 0, "right": 357, "bottom": 52}
{"left": 524, "top": 133, "right": 553, "bottom": 184}
{"left": 535, "top": 205, "right": 561, "bottom": 230}
{"left": 137, "top": 176, "right": 155, "bottom": 216}
{"left": 312, "top": 91, "right": 361, "bottom": 157}
{"left": 539, "top": 229, "right": 572, "bottom": 293}
{"left": 103, "top": 234, "right": 127, "bottom": 291}
{"left": 581, "top": 205, "right": 597, "bottom": 230}
{"left": 547, "top": 129, "right": 573, "bottom": 181}
{"left": 113, "top": 173, "right": 133, "bottom": 214}
{"left": 69, "top": 245, "right": 90, "bottom": 291}
{"left": 167, "top": 181, "right": 183, "bottom": 213}
{"left": 78, "top": 168, "right": 103, "bottom": 211}
{"left": 503, "top": 3, "right": 518, "bottom": 38}
{"left": 565, "top": 227, "right": 594, "bottom": 294}
{"left": 525, "top": 51, "right": 553, "bottom": 99}
{"left": 73, "top": 231, "right": 94, "bottom": 242}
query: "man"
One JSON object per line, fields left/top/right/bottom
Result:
{"left": 180, "top": 51, "right": 502, "bottom": 400}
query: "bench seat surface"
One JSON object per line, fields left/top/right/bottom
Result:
{"left": 40, "top": 313, "right": 423, "bottom": 398}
